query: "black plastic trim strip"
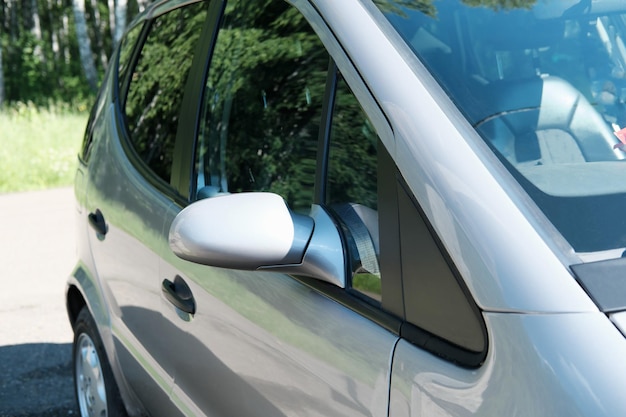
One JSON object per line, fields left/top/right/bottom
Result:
{"left": 314, "top": 59, "right": 337, "bottom": 205}
{"left": 171, "top": 0, "right": 224, "bottom": 202}
{"left": 293, "top": 274, "right": 485, "bottom": 368}
{"left": 399, "top": 321, "right": 486, "bottom": 369}
{"left": 571, "top": 257, "right": 626, "bottom": 313}
{"left": 396, "top": 175, "right": 489, "bottom": 368}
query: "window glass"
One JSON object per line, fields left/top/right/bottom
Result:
{"left": 194, "top": 0, "right": 328, "bottom": 212}
{"left": 378, "top": 0, "right": 626, "bottom": 254}
{"left": 117, "top": 23, "right": 142, "bottom": 94}
{"left": 124, "top": 2, "right": 208, "bottom": 184}
{"left": 327, "top": 75, "right": 381, "bottom": 301}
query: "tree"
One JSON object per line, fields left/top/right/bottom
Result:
{"left": 72, "top": 0, "right": 98, "bottom": 92}
{"left": 0, "top": 44, "right": 4, "bottom": 106}
{"left": 114, "top": 0, "right": 127, "bottom": 45}
{"left": 89, "top": 0, "right": 109, "bottom": 68}
{"left": 0, "top": 0, "right": 543, "bottom": 107}
{"left": 30, "top": 0, "right": 44, "bottom": 61}
{"left": 0, "top": 0, "right": 145, "bottom": 105}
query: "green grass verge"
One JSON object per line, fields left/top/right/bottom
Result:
{"left": 0, "top": 102, "right": 88, "bottom": 193}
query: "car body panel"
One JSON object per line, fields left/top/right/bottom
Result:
{"left": 80, "top": 80, "right": 182, "bottom": 414}
{"left": 390, "top": 312, "right": 626, "bottom": 416}
{"left": 160, "top": 203, "right": 399, "bottom": 416}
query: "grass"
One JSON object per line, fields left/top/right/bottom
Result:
{"left": 0, "top": 102, "right": 88, "bottom": 193}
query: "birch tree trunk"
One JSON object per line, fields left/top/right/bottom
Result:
{"left": 89, "top": 0, "right": 108, "bottom": 68}
{"left": 137, "top": 0, "right": 149, "bottom": 13}
{"left": 0, "top": 45, "right": 5, "bottom": 106}
{"left": 62, "top": 12, "right": 70, "bottom": 64}
{"left": 72, "top": 0, "right": 98, "bottom": 91}
{"left": 30, "top": 0, "right": 44, "bottom": 61}
{"left": 108, "top": 0, "right": 116, "bottom": 44}
{"left": 47, "top": 0, "right": 60, "bottom": 60}
{"left": 114, "top": 0, "right": 127, "bottom": 45}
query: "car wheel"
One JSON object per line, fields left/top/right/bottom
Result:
{"left": 73, "top": 307, "right": 127, "bottom": 417}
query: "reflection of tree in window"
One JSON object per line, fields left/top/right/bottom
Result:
{"left": 196, "top": 0, "right": 328, "bottom": 212}
{"left": 327, "top": 77, "right": 378, "bottom": 210}
{"left": 327, "top": 76, "right": 380, "bottom": 301}
{"left": 124, "top": 3, "right": 207, "bottom": 184}
{"left": 117, "top": 24, "right": 142, "bottom": 94}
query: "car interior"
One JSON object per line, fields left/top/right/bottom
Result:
{"left": 387, "top": 0, "right": 626, "bottom": 253}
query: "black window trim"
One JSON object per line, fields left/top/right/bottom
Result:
{"left": 314, "top": 59, "right": 338, "bottom": 205}
{"left": 395, "top": 175, "right": 489, "bottom": 368}
{"left": 171, "top": 0, "right": 225, "bottom": 203}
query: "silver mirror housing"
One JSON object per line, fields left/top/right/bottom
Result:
{"left": 169, "top": 193, "right": 346, "bottom": 287}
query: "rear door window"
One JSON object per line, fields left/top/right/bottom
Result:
{"left": 123, "top": 2, "right": 209, "bottom": 185}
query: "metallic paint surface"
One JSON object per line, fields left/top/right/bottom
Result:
{"left": 390, "top": 312, "right": 626, "bottom": 416}
{"left": 169, "top": 193, "right": 298, "bottom": 269}
{"left": 162, "top": 204, "right": 397, "bottom": 416}
{"left": 79, "top": 79, "right": 183, "bottom": 415}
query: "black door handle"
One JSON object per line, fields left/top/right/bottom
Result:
{"left": 88, "top": 209, "right": 108, "bottom": 240}
{"left": 162, "top": 276, "right": 196, "bottom": 315}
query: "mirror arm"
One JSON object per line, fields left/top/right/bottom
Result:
{"left": 260, "top": 205, "right": 346, "bottom": 288}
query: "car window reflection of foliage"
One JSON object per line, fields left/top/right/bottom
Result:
{"left": 374, "top": 0, "right": 436, "bottom": 18}
{"left": 117, "top": 24, "right": 142, "bottom": 94}
{"left": 327, "top": 77, "right": 378, "bottom": 210}
{"left": 374, "top": 0, "right": 537, "bottom": 18}
{"left": 200, "top": 0, "right": 327, "bottom": 211}
{"left": 462, "top": 0, "right": 536, "bottom": 10}
{"left": 125, "top": 3, "right": 207, "bottom": 184}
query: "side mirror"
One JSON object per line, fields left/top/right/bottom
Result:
{"left": 169, "top": 193, "right": 346, "bottom": 287}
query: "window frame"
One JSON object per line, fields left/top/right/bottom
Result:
{"left": 115, "top": 1, "right": 217, "bottom": 205}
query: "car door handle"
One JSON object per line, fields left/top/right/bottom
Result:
{"left": 88, "top": 209, "right": 108, "bottom": 240}
{"left": 162, "top": 276, "right": 196, "bottom": 315}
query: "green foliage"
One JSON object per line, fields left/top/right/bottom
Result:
{"left": 374, "top": 0, "right": 437, "bottom": 18}
{"left": 462, "top": 0, "right": 536, "bottom": 10}
{"left": 327, "top": 79, "right": 378, "bottom": 209}
{"left": 0, "top": 102, "right": 87, "bottom": 193}
{"left": 198, "top": 0, "right": 329, "bottom": 211}
{"left": 374, "top": 0, "right": 537, "bottom": 18}
{"left": 352, "top": 273, "right": 382, "bottom": 296}
{"left": 124, "top": 2, "right": 208, "bottom": 183}
{"left": 0, "top": 0, "right": 148, "bottom": 107}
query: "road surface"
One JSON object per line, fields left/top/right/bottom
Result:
{"left": 0, "top": 187, "right": 78, "bottom": 416}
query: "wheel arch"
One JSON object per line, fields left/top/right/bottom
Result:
{"left": 67, "top": 284, "right": 87, "bottom": 330}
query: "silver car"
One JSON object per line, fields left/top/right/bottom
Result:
{"left": 67, "top": 0, "right": 626, "bottom": 415}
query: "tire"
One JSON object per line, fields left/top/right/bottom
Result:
{"left": 73, "top": 307, "right": 128, "bottom": 417}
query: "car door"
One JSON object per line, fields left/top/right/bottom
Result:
{"left": 84, "top": 3, "right": 211, "bottom": 415}
{"left": 157, "top": 0, "right": 403, "bottom": 415}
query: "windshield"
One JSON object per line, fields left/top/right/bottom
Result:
{"left": 377, "top": 0, "right": 626, "bottom": 255}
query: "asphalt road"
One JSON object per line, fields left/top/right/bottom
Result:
{"left": 0, "top": 187, "right": 78, "bottom": 416}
